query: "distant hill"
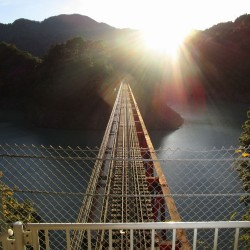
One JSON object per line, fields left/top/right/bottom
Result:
{"left": 0, "top": 14, "right": 137, "bottom": 56}
{"left": 182, "top": 14, "right": 250, "bottom": 102}
{"left": 0, "top": 37, "right": 183, "bottom": 130}
{"left": 1, "top": 13, "right": 250, "bottom": 131}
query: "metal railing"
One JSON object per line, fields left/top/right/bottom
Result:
{"left": 0, "top": 144, "right": 250, "bottom": 249}
{"left": 1, "top": 221, "right": 250, "bottom": 249}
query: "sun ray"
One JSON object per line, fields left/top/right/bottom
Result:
{"left": 142, "top": 27, "right": 191, "bottom": 58}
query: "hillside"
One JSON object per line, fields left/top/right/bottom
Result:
{"left": 0, "top": 42, "right": 40, "bottom": 107}
{"left": 180, "top": 14, "right": 250, "bottom": 102}
{"left": 1, "top": 13, "right": 250, "bottom": 130}
{"left": 0, "top": 14, "right": 137, "bottom": 56}
{"left": 0, "top": 37, "right": 183, "bottom": 130}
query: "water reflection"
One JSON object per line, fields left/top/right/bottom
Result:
{"left": 0, "top": 110, "right": 104, "bottom": 147}
{"left": 150, "top": 102, "right": 249, "bottom": 149}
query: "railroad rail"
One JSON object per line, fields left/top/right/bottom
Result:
{"left": 71, "top": 82, "right": 190, "bottom": 249}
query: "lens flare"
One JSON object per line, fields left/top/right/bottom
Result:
{"left": 142, "top": 27, "right": 191, "bottom": 58}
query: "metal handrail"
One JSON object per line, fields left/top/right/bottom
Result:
{"left": 25, "top": 221, "right": 250, "bottom": 230}
{"left": 1, "top": 221, "right": 249, "bottom": 250}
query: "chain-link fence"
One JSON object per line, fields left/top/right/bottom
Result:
{"left": 0, "top": 144, "right": 249, "bottom": 249}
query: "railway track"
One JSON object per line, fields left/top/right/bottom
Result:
{"left": 71, "top": 82, "right": 189, "bottom": 249}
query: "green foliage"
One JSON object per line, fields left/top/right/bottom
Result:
{"left": 240, "top": 111, "right": 250, "bottom": 147}
{"left": 241, "top": 208, "right": 250, "bottom": 249}
{"left": 0, "top": 37, "right": 119, "bottom": 129}
{"left": 238, "top": 110, "right": 250, "bottom": 204}
{"left": 27, "top": 37, "right": 117, "bottom": 129}
{"left": 2, "top": 13, "right": 250, "bottom": 129}
{"left": 186, "top": 14, "right": 250, "bottom": 102}
{"left": 237, "top": 110, "right": 250, "bottom": 248}
{"left": 45, "top": 37, "right": 108, "bottom": 67}
{"left": 0, "top": 172, "right": 38, "bottom": 224}
{"left": 0, "top": 42, "right": 41, "bottom": 104}
{"left": 0, "top": 14, "right": 117, "bottom": 56}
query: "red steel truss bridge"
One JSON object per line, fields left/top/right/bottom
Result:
{"left": 71, "top": 82, "right": 190, "bottom": 249}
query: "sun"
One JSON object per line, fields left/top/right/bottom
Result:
{"left": 142, "top": 26, "right": 190, "bottom": 57}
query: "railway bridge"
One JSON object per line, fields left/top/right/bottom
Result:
{"left": 1, "top": 82, "right": 249, "bottom": 250}
{"left": 71, "top": 82, "right": 189, "bottom": 249}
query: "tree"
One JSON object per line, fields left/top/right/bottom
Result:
{"left": 236, "top": 110, "right": 250, "bottom": 249}
{"left": 0, "top": 171, "right": 38, "bottom": 225}
{"left": 240, "top": 110, "right": 250, "bottom": 148}
{"left": 237, "top": 110, "right": 250, "bottom": 204}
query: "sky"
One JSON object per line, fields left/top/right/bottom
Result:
{"left": 0, "top": 0, "right": 249, "bottom": 31}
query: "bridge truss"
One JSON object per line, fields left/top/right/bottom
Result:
{"left": 72, "top": 82, "right": 189, "bottom": 249}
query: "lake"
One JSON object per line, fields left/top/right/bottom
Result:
{"left": 150, "top": 101, "right": 249, "bottom": 149}
{"left": 0, "top": 102, "right": 249, "bottom": 248}
{"left": 0, "top": 110, "right": 104, "bottom": 147}
{"left": 0, "top": 102, "right": 248, "bottom": 149}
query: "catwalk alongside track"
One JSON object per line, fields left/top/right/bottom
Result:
{"left": 72, "top": 82, "right": 189, "bottom": 249}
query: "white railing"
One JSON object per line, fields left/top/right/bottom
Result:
{"left": 1, "top": 221, "right": 249, "bottom": 250}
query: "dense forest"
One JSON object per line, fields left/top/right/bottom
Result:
{"left": 0, "top": 14, "right": 250, "bottom": 130}
{"left": 0, "top": 14, "right": 134, "bottom": 56}
{"left": 0, "top": 39, "right": 118, "bottom": 129}
{"left": 186, "top": 14, "right": 250, "bottom": 102}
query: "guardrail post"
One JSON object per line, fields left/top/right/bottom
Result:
{"left": 13, "top": 222, "right": 25, "bottom": 250}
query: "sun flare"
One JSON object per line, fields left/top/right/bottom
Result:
{"left": 142, "top": 27, "right": 190, "bottom": 57}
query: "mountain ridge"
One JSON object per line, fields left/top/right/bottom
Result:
{"left": 1, "top": 13, "right": 250, "bottom": 130}
{"left": 0, "top": 14, "right": 134, "bottom": 56}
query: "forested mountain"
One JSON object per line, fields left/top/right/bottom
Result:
{"left": 0, "top": 14, "right": 137, "bottom": 56}
{"left": 29, "top": 38, "right": 119, "bottom": 129}
{"left": 182, "top": 14, "right": 250, "bottom": 102}
{"left": 0, "top": 37, "right": 183, "bottom": 129}
{"left": 1, "top": 14, "right": 250, "bottom": 130}
{"left": 0, "top": 38, "right": 116, "bottom": 129}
